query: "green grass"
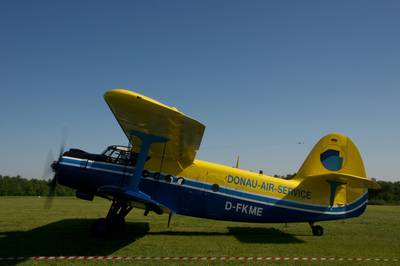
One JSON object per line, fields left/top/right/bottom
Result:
{"left": 0, "top": 197, "right": 398, "bottom": 265}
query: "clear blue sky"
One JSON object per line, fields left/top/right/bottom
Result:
{"left": 0, "top": 1, "right": 399, "bottom": 181}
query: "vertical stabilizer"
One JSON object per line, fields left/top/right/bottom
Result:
{"left": 295, "top": 133, "right": 367, "bottom": 180}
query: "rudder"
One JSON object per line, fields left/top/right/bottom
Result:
{"left": 295, "top": 133, "right": 367, "bottom": 180}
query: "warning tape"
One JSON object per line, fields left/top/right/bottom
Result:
{"left": 0, "top": 256, "right": 398, "bottom": 262}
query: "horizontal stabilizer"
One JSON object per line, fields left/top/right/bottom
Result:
{"left": 97, "top": 185, "right": 169, "bottom": 214}
{"left": 308, "top": 173, "right": 381, "bottom": 189}
{"left": 295, "top": 133, "right": 380, "bottom": 190}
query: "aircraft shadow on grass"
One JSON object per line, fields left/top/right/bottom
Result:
{"left": 0, "top": 219, "right": 149, "bottom": 266}
{"left": 149, "top": 227, "right": 305, "bottom": 244}
{"left": 0, "top": 219, "right": 303, "bottom": 265}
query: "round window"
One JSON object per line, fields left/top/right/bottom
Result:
{"left": 211, "top": 184, "right": 219, "bottom": 192}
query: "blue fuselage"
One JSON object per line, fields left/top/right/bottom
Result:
{"left": 57, "top": 156, "right": 367, "bottom": 223}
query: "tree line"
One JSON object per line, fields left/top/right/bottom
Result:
{"left": 0, "top": 175, "right": 74, "bottom": 196}
{"left": 0, "top": 174, "right": 399, "bottom": 204}
{"left": 368, "top": 180, "right": 400, "bottom": 205}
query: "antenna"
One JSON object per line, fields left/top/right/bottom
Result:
{"left": 235, "top": 155, "right": 240, "bottom": 168}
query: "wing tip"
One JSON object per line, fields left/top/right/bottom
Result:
{"left": 104, "top": 89, "right": 181, "bottom": 113}
{"left": 104, "top": 89, "right": 136, "bottom": 100}
{"left": 366, "top": 179, "right": 381, "bottom": 190}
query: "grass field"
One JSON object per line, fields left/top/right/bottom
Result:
{"left": 0, "top": 197, "right": 399, "bottom": 265}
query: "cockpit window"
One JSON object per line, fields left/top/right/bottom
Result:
{"left": 102, "top": 148, "right": 114, "bottom": 157}
{"left": 102, "top": 146, "right": 133, "bottom": 165}
{"left": 118, "top": 152, "right": 130, "bottom": 164}
{"left": 110, "top": 150, "right": 121, "bottom": 160}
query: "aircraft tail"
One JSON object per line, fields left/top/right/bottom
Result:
{"left": 294, "top": 133, "right": 380, "bottom": 190}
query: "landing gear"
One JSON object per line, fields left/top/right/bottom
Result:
{"left": 309, "top": 222, "right": 324, "bottom": 236}
{"left": 92, "top": 200, "right": 132, "bottom": 237}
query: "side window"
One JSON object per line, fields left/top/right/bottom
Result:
{"left": 211, "top": 184, "right": 220, "bottom": 192}
{"left": 118, "top": 151, "right": 130, "bottom": 165}
{"left": 104, "top": 149, "right": 114, "bottom": 157}
{"left": 110, "top": 150, "right": 121, "bottom": 162}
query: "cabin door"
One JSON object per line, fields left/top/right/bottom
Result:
{"left": 176, "top": 174, "right": 207, "bottom": 217}
{"left": 204, "top": 172, "right": 223, "bottom": 219}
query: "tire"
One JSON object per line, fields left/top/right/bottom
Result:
{"left": 312, "top": 225, "right": 324, "bottom": 236}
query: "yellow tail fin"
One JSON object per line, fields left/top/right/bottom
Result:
{"left": 295, "top": 133, "right": 379, "bottom": 189}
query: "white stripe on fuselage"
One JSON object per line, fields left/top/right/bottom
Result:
{"left": 59, "top": 156, "right": 367, "bottom": 215}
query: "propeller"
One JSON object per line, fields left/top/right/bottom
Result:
{"left": 44, "top": 128, "right": 68, "bottom": 209}
{"left": 42, "top": 150, "right": 54, "bottom": 180}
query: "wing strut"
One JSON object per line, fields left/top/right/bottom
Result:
{"left": 127, "top": 130, "right": 168, "bottom": 192}
{"left": 98, "top": 130, "right": 169, "bottom": 214}
{"left": 326, "top": 180, "right": 345, "bottom": 207}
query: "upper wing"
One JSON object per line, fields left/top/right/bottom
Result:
{"left": 104, "top": 89, "right": 205, "bottom": 174}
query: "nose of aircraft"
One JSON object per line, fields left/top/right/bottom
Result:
{"left": 50, "top": 158, "right": 61, "bottom": 174}
{"left": 51, "top": 161, "right": 58, "bottom": 172}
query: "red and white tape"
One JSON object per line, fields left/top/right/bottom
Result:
{"left": 0, "top": 256, "right": 398, "bottom": 262}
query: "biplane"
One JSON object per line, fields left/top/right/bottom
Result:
{"left": 49, "top": 89, "right": 380, "bottom": 237}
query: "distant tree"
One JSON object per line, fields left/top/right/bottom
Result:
{"left": 369, "top": 180, "right": 400, "bottom": 204}
{"left": 0, "top": 174, "right": 398, "bottom": 204}
{"left": 0, "top": 175, "right": 74, "bottom": 196}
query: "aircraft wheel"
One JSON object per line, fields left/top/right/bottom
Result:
{"left": 312, "top": 225, "right": 324, "bottom": 236}
{"left": 91, "top": 218, "right": 111, "bottom": 237}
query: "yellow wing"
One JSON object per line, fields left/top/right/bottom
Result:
{"left": 104, "top": 89, "right": 205, "bottom": 174}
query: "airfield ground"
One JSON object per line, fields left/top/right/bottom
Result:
{"left": 0, "top": 197, "right": 398, "bottom": 265}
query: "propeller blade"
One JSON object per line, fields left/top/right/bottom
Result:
{"left": 49, "top": 175, "right": 57, "bottom": 195}
{"left": 44, "top": 183, "right": 54, "bottom": 209}
{"left": 44, "top": 174, "right": 58, "bottom": 209}
{"left": 58, "top": 127, "right": 68, "bottom": 159}
{"left": 42, "top": 150, "right": 54, "bottom": 179}
{"left": 44, "top": 127, "right": 68, "bottom": 209}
